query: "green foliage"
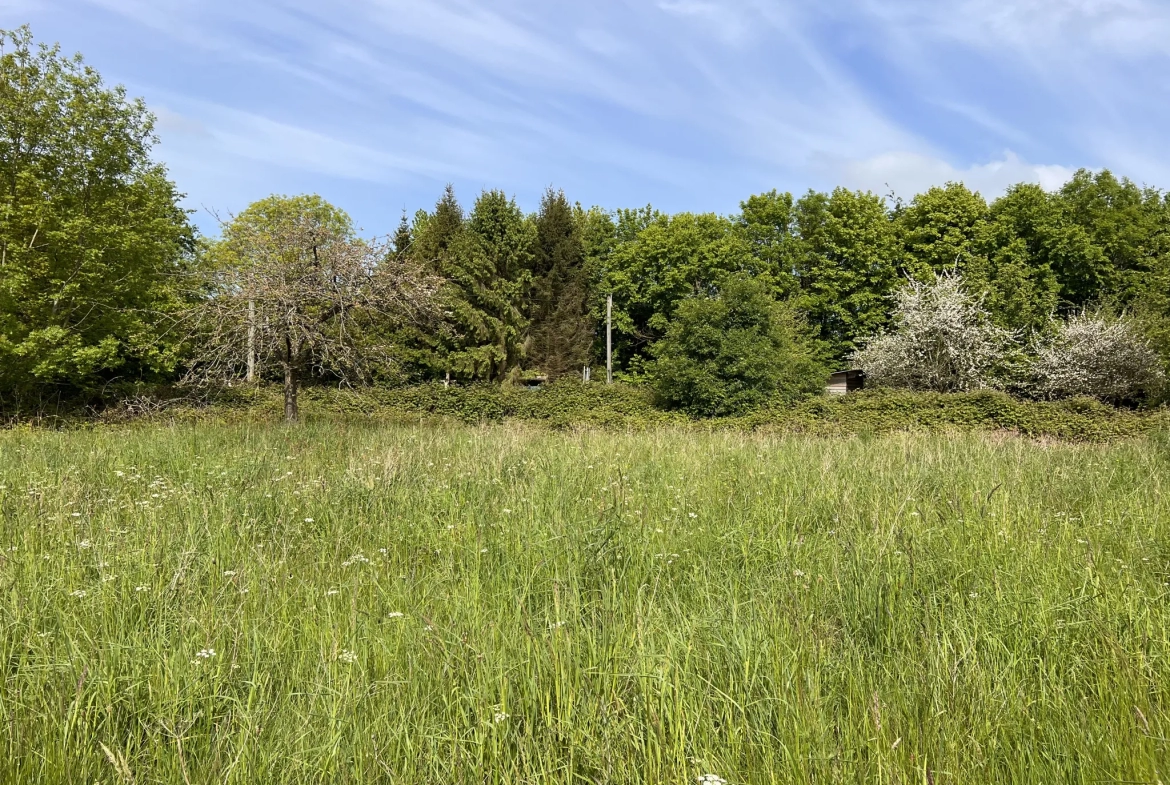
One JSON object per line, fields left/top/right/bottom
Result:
{"left": 649, "top": 275, "right": 826, "bottom": 416}
{"left": 527, "top": 189, "right": 593, "bottom": 377}
{"left": 0, "top": 26, "right": 194, "bottom": 403}
{"left": 791, "top": 188, "right": 904, "bottom": 360}
{"left": 601, "top": 211, "right": 754, "bottom": 375}
{"left": 407, "top": 187, "right": 534, "bottom": 382}
{"left": 895, "top": 182, "right": 989, "bottom": 279}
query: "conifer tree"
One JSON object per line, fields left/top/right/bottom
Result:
{"left": 528, "top": 188, "right": 594, "bottom": 377}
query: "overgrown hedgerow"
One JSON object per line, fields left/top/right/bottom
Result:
{"left": 96, "top": 380, "right": 1170, "bottom": 443}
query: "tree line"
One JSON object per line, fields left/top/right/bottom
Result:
{"left": 2, "top": 27, "right": 1168, "bottom": 417}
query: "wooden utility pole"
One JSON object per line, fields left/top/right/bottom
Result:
{"left": 606, "top": 293, "right": 612, "bottom": 385}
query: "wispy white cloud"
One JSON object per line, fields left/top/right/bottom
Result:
{"left": 835, "top": 150, "right": 1076, "bottom": 200}
{"left": 27, "top": 0, "right": 1168, "bottom": 231}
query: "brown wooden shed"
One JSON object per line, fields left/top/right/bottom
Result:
{"left": 826, "top": 369, "right": 865, "bottom": 396}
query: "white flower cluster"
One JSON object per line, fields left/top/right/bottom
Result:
{"left": 1030, "top": 314, "right": 1164, "bottom": 403}
{"left": 853, "top": 272, "right": 1011, "bottom": 393}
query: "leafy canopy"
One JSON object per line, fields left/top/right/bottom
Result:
{"left": 650, "top": 274, "right": 826, "bottom": 417}
{"left": 0, "top": 26, "right": 194, "bottom": 402}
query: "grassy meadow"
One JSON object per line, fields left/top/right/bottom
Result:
{"left": 1, "top": 421, "right": 1168, "bottom": 783}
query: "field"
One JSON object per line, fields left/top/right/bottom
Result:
{"left": 1, "top": 422, "right": 1168, "bottom": 784}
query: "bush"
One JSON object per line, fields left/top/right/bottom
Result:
{"left": 853, "top": 272, "right": 1014, "bottom": 392}
{"left": 648, "top": 275, "right": 826, "bottom": 417}
{"left": 1029, "top": 314, "right": 1165, "bottom": 404}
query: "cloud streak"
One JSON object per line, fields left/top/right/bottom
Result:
{"left": 17, "top": 0, "right": 1168, "bottom": 231}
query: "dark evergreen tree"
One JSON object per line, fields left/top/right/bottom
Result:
{"left": 391, "top": 210, "right": 413, "bottom": 261}
{"left": 527, "top": 189, "right": 594, "bottom": 377}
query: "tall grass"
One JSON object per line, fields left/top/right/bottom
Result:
{"left": 1, "top": 422, "right": 1167, "bottom": 783}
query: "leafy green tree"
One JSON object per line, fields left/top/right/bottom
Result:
{"left": 896, "top": 183, "right": 989, "bottom": 279}
{"left": 528, "top": 188, "right": 593, "bottom": 378}
{"left": 0, "top": 26, "right": 195, "bottom": 404}
{"left": 986, "top": 183, "right": 1107, "bottom": 312}
{"left": 650, "top": 274, "right": 825, "bottom": 417}
{"left": 791, "top": 188, "right": 903, "bottom": 362}
{"left": 1057, "top": 169, "right": 1169, "bottom": 306}
{"left": 601, "top": 211, "right": 754, "bottom": 375}
{"left": 736, "top": 189, "right": 800, "bottom": 298}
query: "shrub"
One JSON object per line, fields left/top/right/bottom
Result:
{"left": 648, "top": 275, "right": 826, "bottom": 417}
{"left": 853, "top": 272, "right": 1014, "bottom": 392}
{"left": 1029, "top": 314, "right": 1165, "bottom": 404}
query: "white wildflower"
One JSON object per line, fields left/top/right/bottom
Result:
{"left": 135, "top": 586, "right": 149, "bottom": 592}
{"left": 338, "top": 649, "right": 358, "bottom": 664}
{"left": 386, "top": 612, "right": 404, "bottom": 619}
{"left": 195, "top": 648, "right": 216, "bottom": 659}
{"left": 223, "top": 570, "right": 237, "bottom": 577}
{"left": 326, "top": 589, "right": 340, "bottom": 596}
{"left": 69, "top": 589, "right": 88, "bottom": 598}
{"left": 697, "top": 775, "right": 727, "bottom": 785}
{"left": 493, "top": 711, "right": 509, "bottom": 724}
{"left": 304, "top": 518, "right": 314, "bottom": 523}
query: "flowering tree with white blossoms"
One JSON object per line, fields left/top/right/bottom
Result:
{"left": 1029, "top": 313, "right": 1164, "bottom": 404}
{"left": 852, "top": 272, "right": 1014, "bottom": 392}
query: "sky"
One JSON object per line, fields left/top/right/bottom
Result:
{"left": 6, "top": 0, "right": 1170, "bottom": 236}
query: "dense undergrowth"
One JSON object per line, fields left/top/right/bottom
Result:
{"left": 93, "top": 380, "right": 1170, "bottom": 443}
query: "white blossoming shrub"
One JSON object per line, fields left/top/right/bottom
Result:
{"left": 1029, "top": 314, "right": 1164, "bottom": 404}
{"left": 853, "top": 273, "right": 1013, "bottom": 392}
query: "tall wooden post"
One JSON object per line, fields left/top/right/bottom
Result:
{"left": 606, "top": 294, "right": 612, "bottom": 385}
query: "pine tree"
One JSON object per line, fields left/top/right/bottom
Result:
{"left": 391, "top": 210, "right": 413, "bottom": 261}
{"left": 528, "top": 188, "right": 594, "bottom": 377}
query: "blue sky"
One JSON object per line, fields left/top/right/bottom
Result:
{"left": 6, "top": 0, "right": 1170, "bottom": 236}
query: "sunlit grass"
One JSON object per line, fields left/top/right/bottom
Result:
{"left": 1, "top": 422, "right": 1168, "bottom": 783}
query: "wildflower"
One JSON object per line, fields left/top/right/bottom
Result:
{"left": 378, "top": 548, "right": 388, "bottom": 555}
{"left": 223, "top": 570, "right": 237, "bottom": 577}
{"left": 69, "top": 589, "right": 88, "bottom": 598}
{"left": 338, "top": 649, "right": 358, "bottom": 664}
{"left": 304, "top": 518, "right": 314, "bottom": 523}
{"left": 102, "top": 575, "right": 117, "bottom": 583}
{"left": 793, "top": 569, "right": 805, "bottom": 578}
{"left": 697, "top": 776, "right": 727, "bottom": 785}
{"left": 493, "top": 711, "right": 509, "bottom": 723}
{"left": 386, "top": 612, "right": 404, "bottom": 619}
{"left": 326, "top": 589, "right": 340, "bottom": 596}
{"left": 78, "top": 540, "right": 91, "bottom": 549}
{"left": 688, "top": 512, "right": 697, "bottom": 519}
{"left": 71, "top": 512, "right": 82, "bottom": 518}
{"left": 135, "top": 586, "right": 148, "bottom": 592}
{"left": 195, "top": 648, "right": 216, "bottom": 659}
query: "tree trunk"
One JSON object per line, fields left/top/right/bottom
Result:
{"left": 246, "top": 299, "right": 256, "bottom": 381}
{"left": 283, "top": 361, "right": 298, "bottom": 422}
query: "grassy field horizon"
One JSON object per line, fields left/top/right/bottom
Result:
{"left": 1, "top": 421, "right": 1168, "bottom": 783}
